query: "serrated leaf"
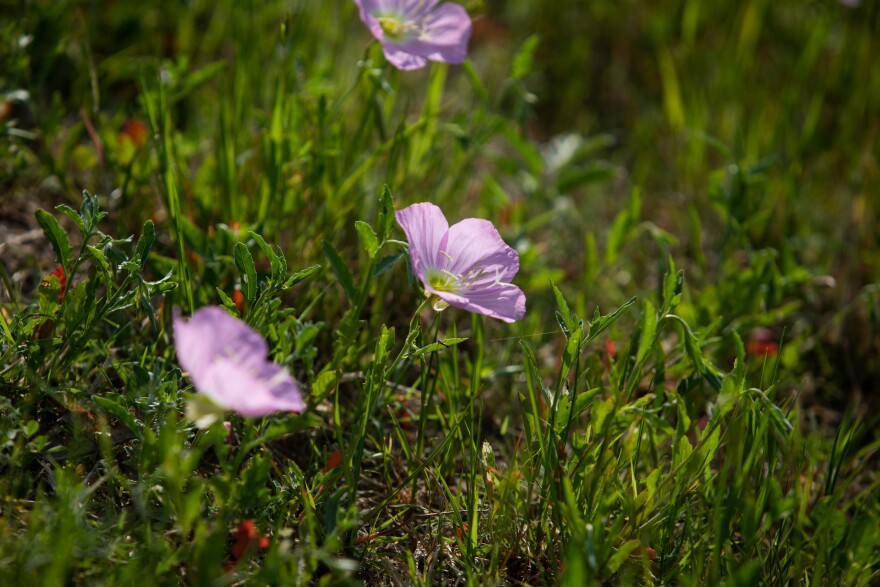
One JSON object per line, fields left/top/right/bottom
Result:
{"left": 355, "top": 221, "right": 380, "bottom": 258}
{"left": 311, "top": 370, "right": 338, "bottom": 399}
{"left": 134, "top": 220, "right": 155, "bottom": 270}
{"left": 57, "top": 204, "right": 86, "bottom": 233}
{"left": 85, "top": 245, "right": 112, "bottom": 285}
{"left": 285, "top": 264, "right": 321, "bottom": 288}
{"left": 80, "top": 191, "right": 100, "bottom": 231}
{"left": 323, "top": 241, "right": 357, "bottom": 303}
{"left": 585, "top": 297, "right": 637, "bottom": 343}
{"left": 233, "top": 242, "right": 258, "bottom": 303}
{"left": 35, "top": 209, "right": 72, "bottom": 272}
{"left": 248, "top": 231, "right": 285, "bottom": 282}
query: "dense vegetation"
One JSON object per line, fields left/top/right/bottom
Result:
{"left": 1, "top": 1, "right": 878, "bottom": 584}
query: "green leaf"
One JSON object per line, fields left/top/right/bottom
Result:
{"left": 662, "top": 267, "right": 683, "bottom": 311}
{"left": 94, "top": 395, "right": 142, "bottom": 435}
{"left": 35, "top": 209, "right": 72, "bottom": 272}
{"left": 606, "top": 539, "right": 642, "bottom": 574}
{"left": 408, "top": 337, "right": 468, "bottom": 358}
{"left": 323, "top": 241, "right": 357, "bottom": 303}
{"left": 311, "top": 370, "right": 338, "bottom": 399}
{"left": 249, "top": 231, "right": 285, "bottom": 282}
{"left": 85, "top": 245, "right": 111, "bottom": 285}
{"left": 552, "top": 280, "right": 580, "bottom": 339}
{"left": 133, "top": 220, "right": 155, "bottom": 270}
{"left": 355, "top": 221, "right": 379, "bottom": 259}
{"left": 378, "top": 184, "right": 396, "bottom": 241}
{"left": 585, "top": 297, "right": 636, "bottom": 344}
{"left": 216, "top": 287, "right": 237, "bottom": 313}
{"left": 635, "top": 300, "right": 657, "bottom": 365}
{"left": 79, "top": 190, "right": 103, "bottom": 231}
{"left": 666, "top": 314, "right": 723, "bottom": 390}
{"left": 372, "top": 253, "right": 403, "bottom": 278}
{"left": 24, "top": 420, "right": 39, "bottom": 438}
{"left": 511, "top": 35, "right": 539, "bottom": 80}
{"left": 560, "top": 328, "right": 584, "bottom": 385}
{"left": 673, "top": 434, "right": 693, "bottom": 469}
{"left": 57, "top": 204, "right": 85, "bottom": 234}
{"left": 285, "top": 264, "right": 321, "bottom": 288}
{"left": 233, "top": 242, "right": 258, "bottom": 303}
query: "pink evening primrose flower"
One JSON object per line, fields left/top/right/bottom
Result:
{"left": 396, "top": 203, "right": 526, "bottom": 323}
{"left": 173, "top": 306, "right": 305, "bottom": 418}
{"left": 353, "top": 0, "right": 472, "bottom": 70}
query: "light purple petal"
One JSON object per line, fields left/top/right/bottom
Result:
{"left": 396, "top": 3, "right": 471, "bottom": 64}
{"left": 442, "top": 218, "right": 519, "bottom": 283}
{"left": 205, "top": 359, "right": 305, "bottom": 417}
{"left": 395, "top": 203, "right": 449, "bottom": 278}
{"left": 354, "top": 0, "right": 411, "bottom": 45}
{"left": 460, "top": 283, "right": 527, "bottom": 323}
{"left": 173, "top": 307, "right": 266, "bottom": 380}
{"left": 174, "top": 306, "right": 305, "bottom": 418}
{"left": 354, "top": 0, "right": 405, "bottom": 20}
{"left": 382, "top": 44, "right": 429, "bottom": 70}
{"left": 432, "top": 282, "right": 526, "bottom": 323}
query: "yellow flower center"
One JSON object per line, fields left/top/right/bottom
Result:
{"left": 426, "top": 268, "right": 460, "bottom": 294}
{"left": 375, "top": 15, "right": 419, "bottom": 42}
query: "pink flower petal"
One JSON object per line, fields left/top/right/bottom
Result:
{"left": 395, "top": 202, "right": 449, "bottom": 280}
{"left": 382, "top": 45, "right": 429, "bottom": 70}
{"left": 445, "top": 283, "right": 527, "bottom": 323}
{"left": 442, "top": 218, "right": 519, "bottom": 283}
{"left": 173, "top": 307, "right": 305, "bottom": 418}
{"left": 396, "top": 3, "right": 471, "bottom": 64}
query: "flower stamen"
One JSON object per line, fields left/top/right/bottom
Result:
{"left": 375, "top": 15, "right": 421, "bottom": 42}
